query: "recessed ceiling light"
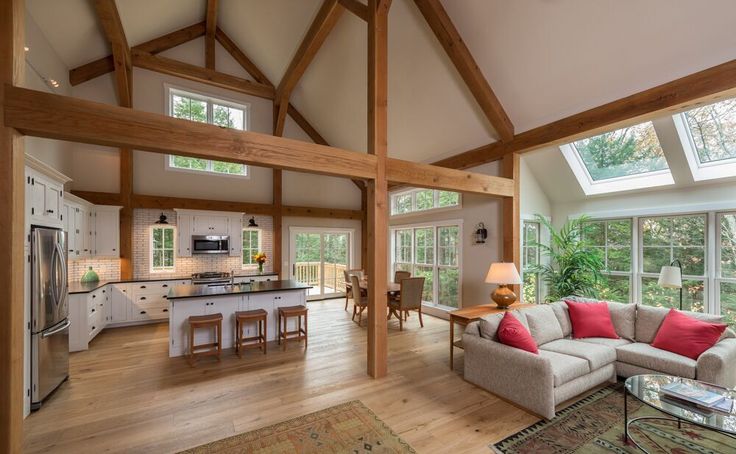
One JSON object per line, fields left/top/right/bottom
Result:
{"left": 46, "top": 78, "right": 59, "bottom": 88}
{"left": 24, "top": 46, "right": 29, "bottom": 52}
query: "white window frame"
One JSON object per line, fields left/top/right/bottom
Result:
{"left": 522, "top": 219, "right": 542, "bottom": 304}
{"left": 164, "top": 84, "right": 251, "bottom": 178}
{"left": 583, "top": 217, "right": 634, "bottom": 303}
{"left": 560, "top": 141, "right": 674, "bottom": 196}
{"left": 716, "top": 212, "right": 736, "bottom": 320}
{"left": 390, "top": 219, "right": 463, "bottom": 311}
{"left": 241, "top": 228, "right": 262, "bottom": 268}
{"left": 150, "top": 225, "right": 176, "bottom": 273}
{"left": 673, "top": 112, "right": 736, "bottom": 182}
{"left": 390, "top": 188, "right": 462, "bottom": 218}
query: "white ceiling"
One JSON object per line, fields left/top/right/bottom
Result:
{"left": 25, "top": 0, "right": 736, "bottom": 166}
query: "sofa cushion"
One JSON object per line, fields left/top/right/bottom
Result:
{"left": 479, "top": 311, "right": 529, "bottom": 341}
{"left": 565, "top": 301, "right": 619, "bottom": 339}
{"left": 635, "top": 305, "right": 724, "bottom": 343}
{"left": 498, "top": 312, "right": 538, "bottom": 354}
{"left": 577, "top": 337, "right": 632, "bottom": 348}
{"left": 540, "top": 339, "right": 616, "bottom": 370}
{"left": 550, "top": 300, "right": 636, "bottom": 340}
{"left": 523, "top": 305, "right": 565, "bottom": 345}
{"left": 616, "top": 342, "right": 697, "bottom": 378}
{"left": 651, "top": 309, "right": 727, "bottom": 360}
{"left": 538, "top": 350, "right": 591, "bottom": 386}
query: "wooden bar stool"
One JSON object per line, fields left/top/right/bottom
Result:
{"left": 277, "top": 305, "right": 308, "bottom": 351}
{"left": 235, "top": 309, "right": 267, "bottom": 357}
{"left": 187, "top": 313, "right": 223, "bottom": 365}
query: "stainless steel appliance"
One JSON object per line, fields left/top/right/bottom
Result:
{"left": 192, "top": 235, "right": 229, "bottom": 255}
{"left": 191, "top": 271, "right": 231, "bottom": 285}
{"left": 31, "top": 226, "right": 69, "bottom": 410}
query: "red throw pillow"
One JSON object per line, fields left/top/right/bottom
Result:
{"left": 652, "top": 309, "right": 727, "bottom": 360}
{"left": 565, "top": 300, "right": 619, "bottom": 339}
{"left": 497, "top": 312, "right": 538, "bottom": 354}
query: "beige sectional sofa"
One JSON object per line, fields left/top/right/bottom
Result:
{"left": 463, "top": 301, "right": 736, "bottom": 419}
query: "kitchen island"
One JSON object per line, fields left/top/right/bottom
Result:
{"left": 167, "top": 280, "right": 311, "bottom": 357}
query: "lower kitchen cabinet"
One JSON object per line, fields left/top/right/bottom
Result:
{"left": 169, "top": 295, "right": 241, "bottom": 357}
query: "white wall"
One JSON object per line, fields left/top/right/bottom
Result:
{"left": 388, "top": 162, "right": 504, "bottom": 314}
{"left": 520, "top": 156, "right": 551, "bottom": 219}
{"left": 68, "top": 37, "right": 361, "bottom": 208}
{"left": 23, "top": 11, "right": 74, "bottom": 178}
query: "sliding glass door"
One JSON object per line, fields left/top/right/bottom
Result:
{"left": 290, "top": 228, "right": 353, "bottom": 300}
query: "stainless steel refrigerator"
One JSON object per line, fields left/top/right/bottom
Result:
{"left": 31, "top": 226, "right": 70, "bottom": 410}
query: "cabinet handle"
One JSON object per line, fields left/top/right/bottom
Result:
{"left": 92, "top": 326, "right": 96, "bottom": 330}
{"left": 163, "top": 308, "right": 168, "bottom": 312}
{"left": 163, "top": 295, "right": 167, "bottom": 299}
{"left": 162, "top": 284, "right": 168, "bottom": 288}
{"left": 91, "top": 308, "right": 95, "bottom": 312}
{"left": 140, "top": 311, "right": 147, "bottom": 314}
{"left": 102, "top": 289, "right": 106, "bottom": 293}
{"left": 140, "top": 297, "right": 146, "bottom": 301}
{"left": 46, "top": 209, "right": 54, "bottom": 214}
{"left": 92, "top": 295, "right": 96, "bottom": 299}
{"left": 140, "top": 285, "right": 146, "bottom": 289}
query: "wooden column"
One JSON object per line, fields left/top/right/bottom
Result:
{"left": 119, "top": 149, "right": 133, "bottom": 279}
{"left": 0, "top": 0, "right": 25, "bottom": 450}
{"left": 361, "top": 185, "right": 368, "bottom": 270}
{"left": 205, "top": 0, "right": 218, "bottom": 70}
{"left": 367, "top": 0, "right": 390, "bottom": 379}
{"left": 273, "top": 169, "right": 283, "bottom": 277}
{"left": 501, "top": 152, "right": 520, "bottom": 296}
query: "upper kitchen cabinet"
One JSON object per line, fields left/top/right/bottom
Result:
{"left": 94, "top": 206, "right": 121, "bottom": 257}
{"left": 25, "top": 154, "right": 71, "bottom": 230}
{"left": 192, "top": 215, "right": 229, "bottom": 235}
{"left": 176, "top": 213, "right": 192, "bottom": 257}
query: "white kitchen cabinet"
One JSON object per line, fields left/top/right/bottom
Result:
{"left": 26, "top": 168, "right": 65, "bottom": 229}
{"left": 111, "top": 284, "right": 131, "bottom": 323}
{"left": 228, "top": 215, "right": 243, "bottom": 257}
{"left": 169, "top": 295, "right": 241, "bottom": 357}
{"left": 234, "top": 274, "right": 278, "bottom": 285}
{"left": 192, "top": 215, "right": 229, "bottom": 235}
{"left": 177, "top": 213, "right": 192, "bottom": 257}
{"left": 93, "top": 206, "right": 120, "bottom": 257}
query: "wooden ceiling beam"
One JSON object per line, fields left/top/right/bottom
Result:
{"left": 433, "top": 58, "right": 736, "bottom": 170}
{"left": 93, "top": 0, "right": 131, "bottom": 107}
{"left": 131, "top": 49, "right": 275, "bottom": 99}
{"left": 205, "top": 0, "right": 218, "bottom": 69}
{"left": 282, "top": 205, "right": 363, "bottom": 219}
{"left": 274, "top": 0, "right": 345, "bottom": 136}
{"left": 413, "top": 0, "right": 513, "bottom": 142}
{"left": 339, "top": 0, "right": 368, "bottom": 21}
{"left": 69, "top": 22, "right": 206, "bottom": 86}
{"left": 4, "top": 86, "right": 377, "bottom": 179}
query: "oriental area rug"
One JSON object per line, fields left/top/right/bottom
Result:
{"left": 492, "top": 384, "right": 734, "bottom": 453}
{"left": 179, "top": 400, "right": 416, "bottom": 453}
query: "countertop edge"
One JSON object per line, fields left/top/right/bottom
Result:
{"left": 68, "top": 272, "right": 280, "bottom": 294}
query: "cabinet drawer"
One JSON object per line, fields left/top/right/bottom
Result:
{"left": 134, "top": 293, "right": 168, "bottom": 305}
{"left": 88, "top": 311, "right": 101, "bottom": 337}
{"left": 129, "top": 301, "right": 170, "bottom": 321}
{"left": 134, "top": 280, "right": 187, "bottom": 294}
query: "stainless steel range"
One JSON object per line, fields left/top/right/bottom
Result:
{"left": 191, "top": 271, "right": 231, "bottom": 286}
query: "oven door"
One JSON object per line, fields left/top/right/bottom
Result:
{"left": 192, "top": 235, "right": 229, "bottom": 254}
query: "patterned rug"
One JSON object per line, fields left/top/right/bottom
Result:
{"left": 178, "top": 400, "right": 415, "bottom": 453}
{"left": 492, "top": 383, "right": 735, "bottom": 453}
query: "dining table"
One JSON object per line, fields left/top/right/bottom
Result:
{"left": 355, "top": 278, "right": 401, "bottom": 295}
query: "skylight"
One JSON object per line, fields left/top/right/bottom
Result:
{"left": 560, "top": 121, "right": 674, "bottom": 195}
{"left": 674, "top": 97, "right": 736, "bottom": 181}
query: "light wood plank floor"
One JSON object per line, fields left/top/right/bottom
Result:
{"left": 23, "top": 299, "right": 538, "bottom": 453}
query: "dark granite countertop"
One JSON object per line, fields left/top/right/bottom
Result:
{"left": 68, "top": 272, "right": 279, "bottom": 294}
{"left": 167, "top": 279, "right": 311, "bottom": 300}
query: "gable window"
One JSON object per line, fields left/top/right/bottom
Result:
{"left": 390, "top": 189, "right": 461, "bottom": 216}
{"left": 242, "top": 229, "right": 261, "bottom": 267}
{"left": 560, "top": 121, "right": 673, "bottom": 195}
{"left": 151, "top": 226, "right": 175, "bottom": 272}
{"left": 674, "top": 97, "right": 736, "bottom": 181}
{"left": 390, "top": 221, "right": 461, "bottom": 309}
{"left": 166, "top": 86, "right": 249, "bottom": 177}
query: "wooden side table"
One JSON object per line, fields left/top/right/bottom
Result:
{"left": 448, "top": 303, "right": 533, "bottom": 370}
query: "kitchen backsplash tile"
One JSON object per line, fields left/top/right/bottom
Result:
{"left": 68, "top": 258, "right": 121, "bottom": 282}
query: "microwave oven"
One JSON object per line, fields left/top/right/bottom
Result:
{"left": 192, "top": 235, "right": 230, "bottom": 254}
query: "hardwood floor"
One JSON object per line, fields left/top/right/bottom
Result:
{"left": 23, "top": 299, "right": 538, "bottom": 453}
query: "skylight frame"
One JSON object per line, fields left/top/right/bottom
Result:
{"left": 673, "top": 107, "right": 736, "bottom": 182}
{"left": 560, "top": 124, "right": 675, "bottom": 196}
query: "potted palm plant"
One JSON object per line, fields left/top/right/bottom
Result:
{"left": 531, "top": 214, "right": 604, "bottom": 302}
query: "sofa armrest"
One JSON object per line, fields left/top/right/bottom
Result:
{"left": 697, "top": 338, "right": 736, "bottom": 389}
{"left": 463, "top": 333, "right": 556, "bottom": 419}
{"left": 464, "top": 321, "right": 481, "bottom": 337}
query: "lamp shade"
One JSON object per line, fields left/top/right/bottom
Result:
{"left": 485, "top": 262, "right": 522, "bottom": 285}
{"left": 658, "top": 265, "right": 682, "bottom": 289}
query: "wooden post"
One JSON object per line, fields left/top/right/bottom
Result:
{"left": 0, "top": 0, "right": 25, "bottom": 450}
{"left": 119, "top": 149, "right": 133, "bottom": 279}
{"left": 501, "top": 152, "right": 520, "bottom": 296}
{"left": 205, "top": 0, "right": 218, "bottom": 70}
{"left": 367, "top": 0, "right": 390, "bottom": 379}
{"left": 272, "top": 170, "right": 283, "bottom": 277}
{"left": 361, "top": 185, "right": 368, "bottom": 270}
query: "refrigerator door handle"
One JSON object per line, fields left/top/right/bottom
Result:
{"left": 41, "top": 319, "right": 71, "bottom": 338}
{"left": 49, "top": 243, "right": 59, "bottom": 307}
{"left": 55, "top": 242, "right": 67, "bottom": 305}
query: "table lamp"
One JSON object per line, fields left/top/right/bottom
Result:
{"left": 658, "top": 260, "right": 683, "bottom": 310}
{"left": 485, "top": 262, "right": 522, "bottom": 308}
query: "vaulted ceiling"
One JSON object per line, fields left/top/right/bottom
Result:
{"left": 26, "top": 0, "right": 736, "bottom": 166}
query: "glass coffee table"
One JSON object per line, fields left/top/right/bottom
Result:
{"left": 624, "top": 375, "right": 736, "bottom": 452}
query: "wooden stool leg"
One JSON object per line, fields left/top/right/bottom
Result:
{"left": 304, "top": 312, "right": 308, "bottom": 349}
{"left": 277, "top": 312, "right": 281, "bottom": 345}
{"left": 283, "top": 314, "right": 287, "bottom": 352}
{"left": 188, "top": 322, "right": 194, "bottom": 365}
{"left": 263, "top": 318, "right": 267, "bottom": 354}
{"left": 298, "top": 315, "right": 302, "bottom": 344}
{"left": 216, "top": 320, "right": 222, "bottom": 361}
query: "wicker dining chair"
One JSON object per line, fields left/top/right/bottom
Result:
{"left": 393, "top": 270, "right": 411, "bottom": 283}
{"left": 350, "top": 275, "right": 369, "bottom": 325}
{"left": 388, "top": 277, "right": 425, "bottom": 331}
{"left": 344, "top": 269, "right": 364, "bottom": 311}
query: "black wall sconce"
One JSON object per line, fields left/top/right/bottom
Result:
{"left": 474, "top": 222, "right": 488, "bottom": 244}
{"left": 155, "top": 212, "right": 169, "bottom": 224}
{"left": 247, "top": 216, "right": 258, "bottom": 227}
